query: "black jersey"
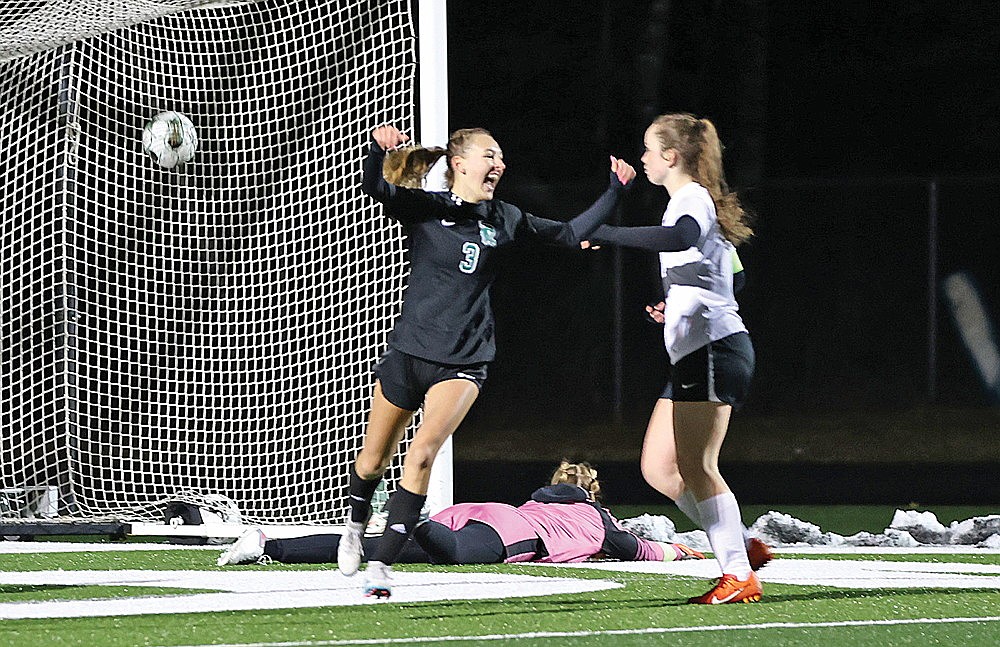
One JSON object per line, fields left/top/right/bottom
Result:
{"left": 361, "top": 142, "right": 626, "bottom": 365}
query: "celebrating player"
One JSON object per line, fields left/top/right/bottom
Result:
{"left": 219, "top": 461, "right": 703, "bottom": 567}
{"left": 583, "top": 113, "right": 767, "bottom": 604}
{"left": 342, "top": 124, "right": 635, "bottom": 597}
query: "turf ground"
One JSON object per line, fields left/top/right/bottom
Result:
{"left": 1, "top": 505, "right": 998, "bottom": 647}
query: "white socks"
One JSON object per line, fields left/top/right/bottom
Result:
{"left": 696, "top": 492, "right": 752, "bottom": 580}
{"left": 675, "top": 489, "right": 703, "bottom": 527}
{"left": 677, "top": 487, "right": 752, "bottom": 546}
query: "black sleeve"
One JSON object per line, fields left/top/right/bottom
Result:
{"left": 361, "top": 141, "right": 396, "bottom": 200}
{"left": 361, "top": 141, "right": 442, "bottom": 223}
{"left": 733, "top": 269, "right": 746, "bottom": 294}
{"left": 589, "top": 214, "right": 701, "bottom": 252}
{"left": 592, "top": 504, "right": 642, "bottom": 560}
{"left": 519, "top": 174, "right": 628, "bottom": 246}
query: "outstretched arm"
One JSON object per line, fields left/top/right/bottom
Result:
{"left": 595, "top": 507, "right": 702, "bottom": 562}
{"left": 586, "top": 215, "right": 701, "bottom": 252}
{"left": 521, "top": 157, "right": 635, "bottom": 246}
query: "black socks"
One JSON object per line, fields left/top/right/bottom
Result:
{"left": 347, "top": 465, "right": 381, "bottom": 524}
{"left": 370, "top": 486, "right": 426, "bottom": 565}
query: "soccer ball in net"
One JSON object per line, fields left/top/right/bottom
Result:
{"left": 142, "top": 111, "right": 198, "bottom": 169}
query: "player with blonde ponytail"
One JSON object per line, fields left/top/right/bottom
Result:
{"left": 583, "top": 113, "right": 769, "bottom": 604}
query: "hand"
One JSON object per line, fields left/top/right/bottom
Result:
{"left": 372, "top": 125, "right": 410, "bottom": 151}
{"left": 645, "top": 300, "right": 665, "bottom": 324}
{"left": 580, "top": 240, "right": 601, "bottom": 250}
{"left": 610, "top": 155, "right": 636, "bottom": 186}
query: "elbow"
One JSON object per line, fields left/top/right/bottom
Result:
{"left": 360, "top": 176, "right": 389, "bottom": 201}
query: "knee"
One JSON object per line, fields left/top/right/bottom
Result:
{"left": 640, "top": 457, "right": 684, "bottom": 500}
{"left": 355, "top": 453, "right": 390, "bottom": 480}
{"left": 402, "top": 443, "right": 438, "bottom": 476}
{"left": 676, "top": 455, "right": 721, "bottom": 491}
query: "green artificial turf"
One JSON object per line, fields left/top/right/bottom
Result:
{"left": 1, "top": 548, "right": 998, "bottom": 647}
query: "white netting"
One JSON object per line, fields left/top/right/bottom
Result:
{"left": 0, "top": 0, "right": 420, "bottom": 524}
{"left": 0, "top": 1, "right": 261, "bottom": 63}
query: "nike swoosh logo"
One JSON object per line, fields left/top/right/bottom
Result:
{"left": 681, "top": 382, "right": 700, "bottom": 389}
{"left": 456, "top": 372, "right": 476, "bottom": 380}
{"left": 709, "top": 588, "right": 744, "bottom": 604}
{"left": 440, "top": 219, "right": 456, "bottom": 227}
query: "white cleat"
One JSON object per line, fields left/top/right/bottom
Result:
{"left": 365, "top": 511, "right": 388, "bottom": 535}
{"left": 363, "top": 560, "right": 392, "bottom": 599}
{"left": 216, "top": 528, "right": 266, "bottom": 566}
{"left": 337, "top": 519, "right": 365, "bottom": 576}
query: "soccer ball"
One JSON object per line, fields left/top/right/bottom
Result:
{"left": 142, "top": 111, "right": 197, "bottom": 169}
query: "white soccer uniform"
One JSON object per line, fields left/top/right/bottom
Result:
{"left": 658, "top": 181, "right": 747, "bottom": 364}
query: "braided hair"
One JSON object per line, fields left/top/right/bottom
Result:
{"left": 549, "top": 460, "right": 601, "bottom": 502}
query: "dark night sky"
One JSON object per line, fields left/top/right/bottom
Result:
{"left": 438, "top": 0, "right": 1000, "bottom": 428}
{"left": 445, "top": 1, "right": 1000, "bottom": 183}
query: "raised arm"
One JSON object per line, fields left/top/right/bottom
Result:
{"left": 361, "top": 125, "right": 445, "bottom": 222}
{"left": 361, "top": 125, "right": 410, "bottom": 199}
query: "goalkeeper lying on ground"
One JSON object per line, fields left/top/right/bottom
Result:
{"left": 218, "top": 461, "right": 703, "bottom": 566}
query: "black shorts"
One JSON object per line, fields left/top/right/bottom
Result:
{"left": 374, "top": 347, "right": 488, "bottom": 411}
{"left": 661, "top": 332, "right": 754, "bottom": 409}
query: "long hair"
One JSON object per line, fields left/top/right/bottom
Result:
{"left": 382, "top": 127, "right": 494, "bottom": 189}
{"left": 549, "top": 460, "right": 601, "bottom": 502}
{"left": 649, "top": 113, "right": 753, "bottom": 245}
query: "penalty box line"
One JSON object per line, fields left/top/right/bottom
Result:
{"left": 165, "top": 615, "right": 1000, "bottom": 647}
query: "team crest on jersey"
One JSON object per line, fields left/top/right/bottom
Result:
{"left": 478, "top": 221, "right": 498, "bottom": 247}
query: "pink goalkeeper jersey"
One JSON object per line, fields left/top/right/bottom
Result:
{"left": 430, "top": 499, "right": 665, "bottom": 563}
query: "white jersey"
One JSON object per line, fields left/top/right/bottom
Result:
{"left": 659, "top": 181, "right": 746, "bottom": 363}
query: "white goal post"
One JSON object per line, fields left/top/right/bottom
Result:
{"left": 0, "top": 0, "right": 453, "bottom": 532}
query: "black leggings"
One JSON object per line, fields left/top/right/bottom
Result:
{"left": 264, "top": 534, "right": 432, "bottom": 564}
{"left": 412, "top": 520, "right": 506, "bottom": 564}
{"left": 262, "top": 520, "right": 507, "bottom": 565}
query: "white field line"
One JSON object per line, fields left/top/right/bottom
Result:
{"left": 4, "top": 542, "right": 1000, "bottom": 555}
{"left": 0, "top": 542, "right": 218, "bottom": 553}
{"left": 2, "top": 558, "right": 999, "bottom": 620}
{"left": 161, "top": 615, "right": 1000, "bottom": 647}
{"left": 0, "top": 570, "right": 623, "bottom": 619}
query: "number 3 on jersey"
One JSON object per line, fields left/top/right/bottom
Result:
{"left": 459, "top": 241, "right": 480, "bottom": 274}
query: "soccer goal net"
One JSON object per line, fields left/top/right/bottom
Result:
{"left": 0, "top": 0, "right": 442, "bottom": 527}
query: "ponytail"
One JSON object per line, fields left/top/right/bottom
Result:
{"left": 650, "top": 114, "right": 753, "bottom": 245}
{"left": 381, "top": 126, "right": 494, "bottom": 190}
{"left": 383, "top": 146, "right": 447, "bottom": 189}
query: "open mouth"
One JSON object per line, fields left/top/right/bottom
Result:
{"left": 483, "top": 172, "right": 501, "bottom": 192}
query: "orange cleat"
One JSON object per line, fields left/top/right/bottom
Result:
{"left": 747, "top": 538, "right": 774, "bottom": 571}
{"left": 674, "top": 542, "right": 706, "bottom": 560}
{"left": 688, "top": 572, "right": 762, "bottom": 604}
